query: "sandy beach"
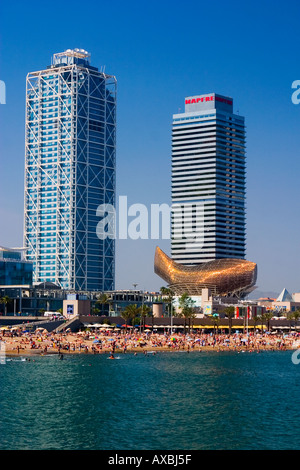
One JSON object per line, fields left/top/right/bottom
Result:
{"left": 1, "top": 327, "right": 300, "bottom": 357}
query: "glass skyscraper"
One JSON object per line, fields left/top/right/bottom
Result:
{"left": 24, "top": 49, "right": 116, "bottom": 291}
{"left": 171, "top": 93, "right": 246, "bottom": 265}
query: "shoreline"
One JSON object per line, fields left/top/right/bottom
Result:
{"left": 3, "top": 344, "right": 297, "bottom": 357}
{"left": 2, "top": 329, "right": 299, "bottom": 358}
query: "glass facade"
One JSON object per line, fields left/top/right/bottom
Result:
{"left": 171, "top": 93, "right": 246, "bottom": 265}
{"left": 0, "top": 248, "right": 33, "bottom": 286}
{"left": 0, "top": 261, "right": 33, "bottom": 287}
{"left": 24, "top": 50, "right": 116, "bottom": 291}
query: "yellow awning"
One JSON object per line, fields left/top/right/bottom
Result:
{"left": 193, "top": 325, "right": 256, "bottom": 329}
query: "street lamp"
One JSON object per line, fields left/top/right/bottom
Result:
{"left": 170, "top": 299, "right": 173, "bottom": 335}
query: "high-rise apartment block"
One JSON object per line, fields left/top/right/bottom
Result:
{"left": 171, "top": 93, "right": 246, "bottom": 265}
{"left": 24, "top": 49, "right": 116, "bottom": 291}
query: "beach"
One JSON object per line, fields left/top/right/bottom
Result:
{"left": 1, "top": 327, "right": 300, "bottom": 357}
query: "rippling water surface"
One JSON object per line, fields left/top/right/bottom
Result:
{"left": 1, "top": 350, "right": 300, "bottom": 450}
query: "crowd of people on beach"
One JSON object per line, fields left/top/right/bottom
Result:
{"left": 1, "top": 325, "right": 300, "bottom": 357}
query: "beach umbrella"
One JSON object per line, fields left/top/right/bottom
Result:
{"left": 144, "top": 329, "right": 151, "bottom": 332}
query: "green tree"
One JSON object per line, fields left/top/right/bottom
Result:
{"left": 160, "top": 287, "right": 175, "bottom": 317}
{"left": 257, "top": 312, "right": 267, "bottom": 333}
{"left": 96, "top": 293, "right": 113, "bottom": 315}
{"left": 224, "top": 306, "right": 235, "bottom": 336}
{"left": 121, "top": 304, "right": 140, "bottom": 332}
{"left": 264, "top": 311, "right": 274, "bottom": 332}
{"left": 252, "top": 312, "right": 259, "bottom": 335}
{"left": 139, "top": 304, "right": 151, "bottom": 331}
{"left": 178, "top": 293, "right": 196, "bottom": 334}
{"left": 286, "top": 311, "right": 299, "bottom": 332}
{"left": 292, "top": 309, "right": 300, "bottom": 332}
{"left": 1, "top": 296, "right": 11, "bottom": 316}
{"left": 211, "top": 314, "right": 221, "bottom": 336}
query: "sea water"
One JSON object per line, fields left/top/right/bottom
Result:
{"left": 0, "top": 350, "right": 299, "bottom": 450}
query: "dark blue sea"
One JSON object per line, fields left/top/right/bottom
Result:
{"left": 1, "top": 350, "right": 300, "bottom": 450}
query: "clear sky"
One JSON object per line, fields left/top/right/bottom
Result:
{"left": 0, "top": 0, "right": 299, "bottom": 296}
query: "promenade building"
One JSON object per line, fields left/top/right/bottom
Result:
{"left": 258, "top": 288, "right": 300, "bottom": 314}
{"left": 23, "top": 49, "right": 116, "bottom": 291}
{"left": 171, "top": 93, "right": 246, "bottom": 264}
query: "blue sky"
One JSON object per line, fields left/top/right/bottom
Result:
{"left": 0, "top": 0, "right": 299, "bottom": 296}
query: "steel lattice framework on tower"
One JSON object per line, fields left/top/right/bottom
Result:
{"left": 24, "top": 49, "right": 116, "bottom": 291}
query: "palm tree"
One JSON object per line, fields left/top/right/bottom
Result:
{"left": 212, "top": 315, "right": 221, "bottom": 336}
{"left": 139, "top": 304, "right": 151, "bottom": 331}
{"left": 1, "top": 296, "right": 11, "bottom": 316}
{"left": 252, "top": 312, "right": 259, "bottom": 335}
{"left": 210, "top": 314, "right": 217, "bottom": 336}
{"left": 92, "top": 307, "right": 100, "bottom": 315}
{"left": 121, "top": 304, "right": 140, "bottom": 332}
{"left": 292, "top": 310, "right": 300, "bottom": 332}
{"left": 178, "top": 293, "right": 196, "bottom": 334}
{"left": 224, "top": 306, "right": 235, "bottom": 336}
{"left": 96, "top": 293, "right": 113, "bottom": 316}
{"left": 264, "top": 311, "right": 274, "bottom": 332}
{"left": 160, "top": 287, "right": 175, "bottom": 317}
{"left": 257, "top": 312, "right": 267, "bottom": 333}
{"left": 287, "top": 311, "right": 296, "bottom": 332}
{"left": 120, "top": 309, "right": 132, "bottom": 333}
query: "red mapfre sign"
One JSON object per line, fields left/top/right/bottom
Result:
{"left": 185, "top": 96, "right": 214, "bottom": 104}
{"left": 185, "top": 95, "right": 232, "bottom": 106}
